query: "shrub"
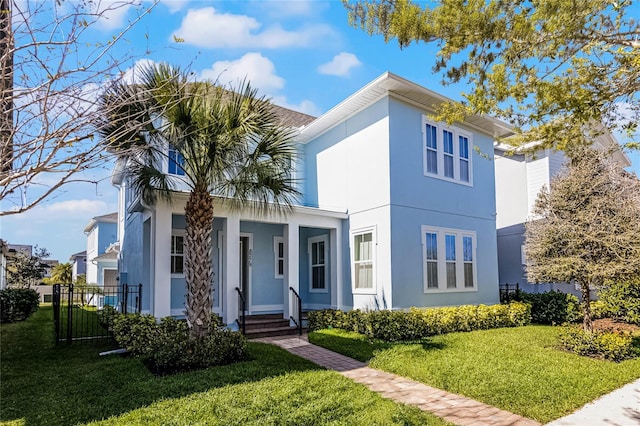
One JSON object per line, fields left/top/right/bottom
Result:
{"left": 590, "top": 300, "right": 612, "bottom": 320}
{"left": 111, "top": 313, "right": 247, "bottom": 375}
{"left": 599, "top": 279, "right": 640, "bottom": 325}
{"left": 308, "top": 302, "right": 531, "bottom": 342}
{"left": 519, "top": 291, "right": 581, "bottom": 325}
{"left": 0, "top": 288, "right": 40, "bottom": 323}
{"left": 558, "top": 327, "right": 638, "bottom": 362}
{"left": 99, "top": 305, "right": 119, "bottom": 331}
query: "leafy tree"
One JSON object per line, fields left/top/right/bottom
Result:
{"left": 524, "top": 147, "right": 640, "bottom": 331}
{"left": 344, "top": 0, "right": 640, "bottom": 150}
{"left": 1, "top": 0, "right": 156, "bottom": 216}
{"left": 6, "top": 247, "right": 50, "bottom": 288}
{"left": 50, "top": 262, "right": 73, "bottom": 285}
{"left": 98, "top": 63, "right": 299, "bottom": 339}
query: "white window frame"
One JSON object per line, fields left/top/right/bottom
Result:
{"left": 171, "top": 229, "right": 185, "bottom": 277}
{"left": 421, "top": 226, "right": 477, "bottom": 293}
{"left": 308, "top": 235, "right": 328, "bottom": 293}
{"left": 273, "top": 236, "right": 285, "bottom": 279}
{"left": 422, "top": 116, "right": 474, "bottom": 186}
{"left": 350, "top": 226, "right": 376, "bottom": 295}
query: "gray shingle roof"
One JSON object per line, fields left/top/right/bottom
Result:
{"left": 271, "top": 104, "right": 316, "bottom": 128}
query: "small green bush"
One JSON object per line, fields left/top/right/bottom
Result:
{"left": 0, "top": 288, "right": 40, "bottom": 323}
{"left": 99, "top": 305, "right": 119, "bottom": 331}
{"left": 590, "top": 300, "right": 612, "bottom": 320}
{"left": 599, "top": 279, "right": 640, "bottom": 325}
{"left": 308, "top": 302, "right": 531, "bottom": 342}
{"left": 110, "top": 313, "right": 247, "bottom": 375}
{"left": 558, "top": 327, "right": 638, "bottom": 362}
{"left": 519, "top": 291, "right": 581, "bottom": 325}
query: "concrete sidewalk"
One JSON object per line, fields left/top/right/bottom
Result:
{"left": 546, "top": 378, "right": 640, "bottom": 426}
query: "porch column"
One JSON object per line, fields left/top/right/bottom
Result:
{"left": 284, "top": 221, "right": 299, "bottom": 321}
{"left": 152, "top": 201, "right": 171, "bottom": 318}
{"left": 223, "top": 214, "right": 240, "bottom": 328}
{"left": 330, "top": 225, "right": 342, "bottom": 310}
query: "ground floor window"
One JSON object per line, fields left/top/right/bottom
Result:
{"left": 308, "top": 235, "right": 328, "bottom": 292}
{"left": 351, "top": 227, "right": 375, "bottom": 293}
{"left": 171, "top": 230, "right": 185, "bottom": 275}
{"left": 273, "top": 236, "right": 285, "bottom": 278}
{"left": 422, "top": 226, "right": 476, "bottom": 292}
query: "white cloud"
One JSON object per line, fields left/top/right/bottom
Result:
{"left": 318, "top": 52, "right": 362, "bottom": 77}
{"left": 171, "top": 7, "right": 334, "bottom": 48}
{"left": 201, "top": 53, "right": 284, "bottom": 93}
{"left": 159, "top": 0, "right": 190, "bottom": 13}
{"left": 90, "top": 0, "right": 140, "bottom": 31}
{"left": 271, "top": 96, "right": 321, "bottom": 117}
{"left": 120, "top": 58, "right": 158, "bottom": 85}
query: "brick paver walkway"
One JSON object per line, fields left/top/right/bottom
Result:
{"left": 255, "top": 334, "right": 541, "bottom": 426}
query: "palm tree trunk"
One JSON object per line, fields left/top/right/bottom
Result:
{"left": 185, "top": 182, "right": 214, "bottom": 339}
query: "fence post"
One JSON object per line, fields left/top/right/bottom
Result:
{"left": 53, "top": 284, "right": 60, "bottom": 345}
{"left": 137, "top": 284, "right": 142, "bottom": 313}
{"left": 123, "top": 284, "right": 128, "bottom": 315}
{"left": 66, "top": 284, "right": 73, "bottom": 344}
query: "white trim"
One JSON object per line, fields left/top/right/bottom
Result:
{"left": 421, "top": 225, "right": 478, "bottom": 293}
{"left": 251, "top": 304, "right": 284, "bottom": 313}
{"left": 217, "top": 230, "right": 224, "bottom": 318}
{"left": 239, "top": 232, "right": 253, "bottom": 312}
{"left": 273, "top": 236, "right": 285, "bottom": 279}
{"left": 170, "top": 229, "right": 185, "bottom": 278}
{"left": 422, "top": 116, "right": 474, "bottom": 186}
{"left": 350, "top": 226, "right": 377, "bottom": 295}
{"left": 308, "top": 234, "right": 329, "bottom": 293}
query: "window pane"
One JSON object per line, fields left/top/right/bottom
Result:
{"left": 427, "top": 150, "right": 438, "bottom": 174}
{"left": 463, "top": 236, "right": 473, "bottom": 261}
{"left": 278, "top": 242, "right": 284, "bottom": 258}
{"left": 446, "top": 262, "right": 456, "bottom": 288}
{"left": 426, "top": 233, "right": 437, "bottom": 260}
{"left": 427, "top": 262, "right": 438, "bottom": 288}
{"left": 318, "top": 241, "right": 325, "bottom": 264}
{"left": 460, "top": 159, "right": 469, "bottom": 182}
{"left": 312, "top": 242, "right": 318, "bottom": 264}
{"left": 355, "top": 263, "right": 373, "bottom": 289}
{"left": 312, "top": 266, "right": 325, "bottom": 289}
{"left": 175, "top": 236, "right": 184, "bottom": 254}
{"left": 172, "top": 255, "right": 184, "bottom": 274}
{"left": 426, "top": 124, "right": 437, "bottom": 149}
{"left": 354, "top": 233, "right": 372, "bottom": 261}
{"left": 464, "top": 263, "right": 474, "bottom": 287}
{"left": 444, "top": 154, "right": 454, "bottom": 178}
{"left": 445, "top": 234, "right": 456, "bottom": 261}
{"left": 459, "top": 136, "right": 469, "bottom": 159}
{"left": 278, "top": 259, "right": 284, "bottom": 276}
{"left": 443, "top": 130, "right": 453, "bottom": 154}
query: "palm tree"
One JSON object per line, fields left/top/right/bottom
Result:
{"left": 98, "top": 63, "right": 299, "bottom": 338}
{"left": 50, "top": 263, "right": 73, "bottom": 285}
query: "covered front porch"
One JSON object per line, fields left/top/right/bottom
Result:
{"left": 147, "top": 197, "right": 347, "bottom": 331}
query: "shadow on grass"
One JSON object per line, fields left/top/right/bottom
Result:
{"left": 0, "top": 307, "right": 322, "bottom": 426}
{"left": 308, "top": 329, "right": 446, "bottom": 363}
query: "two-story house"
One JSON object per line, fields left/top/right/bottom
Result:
{"left": 68, "top": 250, "right": 87, "bottom": 282}
{"left": 84, "top": 213, "right": 118, "bottom": 290}
{"left": 494, "top": 132, "right": 631, "bottom": 293}
{"left": 112, "top": 72, "right": 513, "bottom": 328}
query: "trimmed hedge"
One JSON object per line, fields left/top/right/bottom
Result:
{"left": 558, "top": 327, "right": 638, "bottom": 362}
{"left": 0, "top": 288, "right": 40, "bottom": 323}
{"left": 109, "top": 312, "right": 248, "bottom": 375}
{"left": 308, "top": 302, "right": 531, "bottom": 342}
{"left": 517, "top": 291, "right": 581, "bottom": 325}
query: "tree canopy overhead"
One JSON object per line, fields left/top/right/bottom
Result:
{"left": 344, "top": 0, "right": 640, "bottom": 150}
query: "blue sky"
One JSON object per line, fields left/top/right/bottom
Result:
{"left": 2, "top": 0, "right": 639, "bottom": 262}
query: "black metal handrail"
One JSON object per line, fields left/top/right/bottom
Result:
{"left": 289, "top": 286, "right": 302, "bottom": 335}
{"left": 235, "top": 287, "right": 246, "bottom": 335}
{"left": 499, "top": 282, "right": 520, "bottom": 303}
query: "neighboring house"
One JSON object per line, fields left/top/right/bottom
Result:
{"left": 112, "top": 72, "right": 513, "bottom": 328}
{"left": 68, "top": 250, "right": 87, "bottom": 282}
{"left": 494, "top": 132, "right": 631, "bottom": 294}
{"left": 84, "top": 213, "right": 118, "bottom": 290}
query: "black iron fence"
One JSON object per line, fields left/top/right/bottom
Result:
{"left": 499, "top": 282, "right": 520, "bottom": 303}
{"left": 52, "top": 283, "right": 142, "bottom": 345}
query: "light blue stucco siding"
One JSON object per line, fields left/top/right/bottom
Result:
{"left": 298, "top": 227, "right": 332, "bottom": 308}
{"left": 387, "top": 98, "right": 500, "bottom": 308}
{"left": 97, "top": 222, "right": 117, "bottom": 255}
{"left": 170, "top": 215, "right": 224, "bottom": 312}
{"left": 120, "top": 213, "right": 151, "bottom": 312}
{"left": 238, "top": 221, "right": 285, "bottom": 312}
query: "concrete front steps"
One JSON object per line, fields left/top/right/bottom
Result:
{"left": 242, "top": 313, "right": 304, "bottom": 339}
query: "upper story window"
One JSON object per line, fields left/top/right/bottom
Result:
{"left": 422, "top": 116, "right": 473, "bottom": 185}
{"left": 168, "top": 145, "right": 185, "bottom": 176}
{"left": 422, "top": 226, "right": 477, "bottom": 292}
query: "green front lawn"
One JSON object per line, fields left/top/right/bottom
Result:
{"left": 309, "top": 327, "right": 640, "bottom": 423}
{"left": 1, "top": 307, "right": 447, "bottom": 426}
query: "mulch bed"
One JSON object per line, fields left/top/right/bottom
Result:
{"left": 592, "top": 318, "right": 640, "bottom": 334}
